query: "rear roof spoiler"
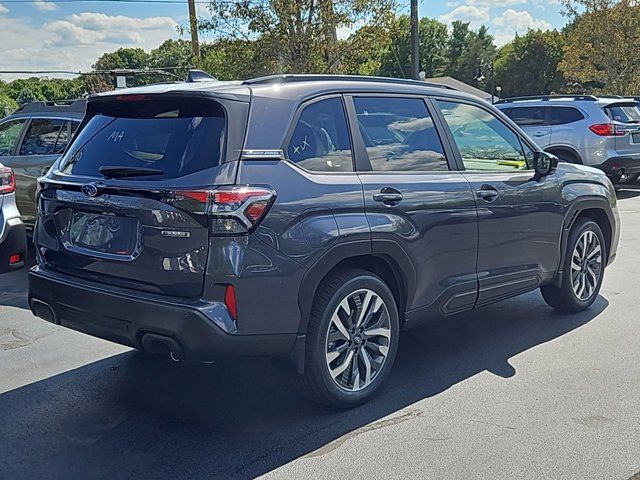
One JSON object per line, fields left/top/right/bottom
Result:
{"left": 14, "top": 99, "right": 86, "bottom": 114}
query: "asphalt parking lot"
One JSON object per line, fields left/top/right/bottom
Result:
{"left": 2, "top": 186, "right": 640, "bottom": 480}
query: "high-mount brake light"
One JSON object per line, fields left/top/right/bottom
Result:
{"left": 116, "top": 94, "right": 148, "bottom": 102}
{"left": 165, "top": 186, "right": 276, "bottom": 235}
{"left": 589, "top": 123, "right": 626, "bottom": 137}
{"left": 0, "top": 167, "right": 16, "bottom": 194}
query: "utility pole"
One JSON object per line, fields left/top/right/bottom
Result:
{"left": 410, "top": 0, "right": 420, "bottom": 80}
{"left": 188, "top": 0, "right": 201, "bottom": 64}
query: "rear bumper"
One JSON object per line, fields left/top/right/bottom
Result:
{"left": 596, "top": 154, "right": 640, "bottom": 176}
{"left": 28, "top": 266, "right": 297, "bottom": 360}
{"left": 0, "top": 217, "right": 26, "bottom": 273}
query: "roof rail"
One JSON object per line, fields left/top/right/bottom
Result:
{"left": 14, "top": 99, "right": 86, "bottom": 114}
{"left": 242, "top": 74, "right": 456, "bottom": 90}
{"left": 495, "top": 95, "right": 599, "bottom": 104}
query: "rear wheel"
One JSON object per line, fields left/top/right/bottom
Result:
{"left": 541, "top": 218, "right": 605, "bottom": 312}
{"left": 297, "top": 268, "right": 399, "bottom": 408}
{"left": 549, "top": 150, "right": 581, "bottom": 164}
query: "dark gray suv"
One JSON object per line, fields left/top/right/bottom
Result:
{"left": 29, "top": 75, "right": 620, "bottom": 407}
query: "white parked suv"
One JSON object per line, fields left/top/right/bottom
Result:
{"left": 0, "top": 164, "right": 25, "bottom": 273}
{"left": 496, "top": 95, "right": 640, "bottom": 183}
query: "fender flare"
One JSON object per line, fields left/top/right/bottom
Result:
{"left": 555, "top": 196, "right": 614, "bottom": 286}
{"left": 296, "top": 238, "right": 417, "bottom": 335}
{"left": 545, "top": 145, "right": 583, "bottom": 164}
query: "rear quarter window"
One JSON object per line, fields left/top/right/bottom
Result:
{"left": 550, "top": 107, "right": 585, "bottom": 125}
{"left": 59, "top": 96, "right": 226, "bottom": 180}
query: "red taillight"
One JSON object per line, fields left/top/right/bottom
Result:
{"left": 165, "top": 185, "right": 276, "bottom": 235}
{"left": 589, "top": 123, "right": 626, "bottom": 136}
{"left": 224, "top": 284, "right": 238, "bottom": 320}
{"left": 9, "top": 254, "right": 22, "bottom": 265}
{"left": 0, "top": 167, "right": 15, "bottom": 194}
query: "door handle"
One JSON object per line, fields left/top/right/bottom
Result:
{"left": 373, "top": 187, "right": 403, "bottom": 206}
{"left": 476, "top": 185, "right": 499, "bottom": 202}
{"left": 533, "top": 131, "right": 547, "bottom": 137}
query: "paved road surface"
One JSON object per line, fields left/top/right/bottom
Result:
{"left": 2, "top": 186, "right": 640, "bottom": 479}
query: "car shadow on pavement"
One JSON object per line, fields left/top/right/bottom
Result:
{"left": 0, "top": 291, "right": 608, "bottom": 480}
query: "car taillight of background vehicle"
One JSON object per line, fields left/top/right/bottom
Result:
{"left": 589, "top": 123, "right": 627, "bottom": 137}
{"left": 165, "top": 186, "right": 276, "bottom": 235}
{"left": 0, "top": 167, "right": 16, "bottom": 194}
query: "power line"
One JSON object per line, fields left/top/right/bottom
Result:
{"left": 1, "top": 0, "right": 232, "bottom": 4}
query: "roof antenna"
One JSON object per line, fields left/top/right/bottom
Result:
{"left": 186, "top": 69, "right": 218, "bottom": 83}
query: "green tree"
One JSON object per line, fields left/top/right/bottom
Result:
{"left": 449, "top": 25, "right": 496, "bottom": 89}
{"left": 377, "top": 15, "right": 448, "bottom": 78}
{"left": 87, "top": 47, "right": 152, "bottom": 92}
{"left": 200, "top": 39, "right": 270, "bottom": 80}
{"left": 17, "top": 88, "right": 43, "bottom": 106}
{"left": 149, "top": 39, "right": 195, "bottom": 81}
{"left": 560, "top": 0, "right": 640, "bottom": 94}
{"left": 0, "top": 93, "right": 18, "bottom": 118}
{"left": 201, "top": 0, "right": 396, "bottom": 74}
{"left": 494, "top": 29, "right": 566, "bottom": 97}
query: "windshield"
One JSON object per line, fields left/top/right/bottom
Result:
{"left": 59, "top": 97, "right": 226, "bottom": 180}
{"left": 606, "top": 103, "right": 640, "bottom": 124}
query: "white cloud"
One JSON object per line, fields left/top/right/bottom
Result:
{"left": 0, "top": 3, "right": 8, "bottom": 14}
{"left": 34, "top": 0, "right": 58, "bottom": 11}
{"left": 0, "top": 13, "right": 180, "bottom": 81}
{"left": 440, "top": 5, "right": 490, "bottom": 28}
{"left": 46, "top": 12, "right": 178, "bottom": 47}
{"left": 493, "top": 9, "right": 553, "bottom": 45}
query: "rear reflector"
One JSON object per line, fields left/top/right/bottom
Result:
{"left": 225, "top": 284, "right": 238, "bottom": 320}
{"left": 9, "top": 254, "right": 22, "bottom": 265}
{"left": 0, "top": 167, "right": 16, "bottom": 194}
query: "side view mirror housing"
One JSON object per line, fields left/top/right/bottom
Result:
{"left": 533, "top": 151, "right": 559, "bottom": 178}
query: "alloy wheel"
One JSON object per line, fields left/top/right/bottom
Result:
{"left": 325, "top": 289, "right": 391, "bottom": 392}
{"left": 571, "top": 230, "right": 602, "bottom": 301}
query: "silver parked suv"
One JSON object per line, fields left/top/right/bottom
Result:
{"left": 496, "top": 95, "right": 640, "bottom": 183}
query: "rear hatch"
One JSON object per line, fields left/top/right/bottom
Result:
{"left": 36, "top": 92, "right": 248, "bottom": 297}
{"left": 604, "top": 101, "right": 640, "bottom": 155}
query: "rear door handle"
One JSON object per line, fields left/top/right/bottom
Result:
{"left": 373, "top": 187, "right": 403, "bottom": 206}
{"left": 476, "top": 185, "right": 499, "bottom": 202}
{"left": 533, "top": 131, "right": 548, "bottom": 137}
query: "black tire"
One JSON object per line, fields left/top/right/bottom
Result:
{"left": 541, "top": 218, "right": 606, "bottom": 312}
{"left": 296, "top": 268, "right": 400, "bottom": 408}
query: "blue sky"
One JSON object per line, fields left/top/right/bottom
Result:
{"left": 0, "top": 0, "right": 568, "bottom": 80}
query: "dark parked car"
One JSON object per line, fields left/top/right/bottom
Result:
{"left": 29, "top": 75, "right": 619, "bottom": 407}
{"left": 0, "top": 100, "right": 85, "bottom": 229}
{"left": 0, "top": 164, "right": 25, "bottom": 273}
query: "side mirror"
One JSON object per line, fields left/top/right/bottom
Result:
{"left": 533, "top": 151, "right": 558, "bottom": 178}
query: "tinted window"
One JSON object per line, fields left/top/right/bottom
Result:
{"left": 0, "top": 119, "right": 26, "bottom": 157}
{"left": 438, "top": 100, "right": 529, "bottom": 171}
{"left": 505, "top": 106, "right": 548, "bottom": 126}
{"left": 550, "top": 107, "right": 584, "bottom": 125}
{"left": 605, "top": 104, "right": 640, "bottom": 124}
{"left": 60, "top": 99, "right": 225, "bottom": 180}
{"left": 353, "top": 97, "right": 448, "bottom": 172}
{"left": 19, "top": 119, "right": 67, "bottom": 155}
{"left": 286, "top": 97, "right": 353, "bottom": 172}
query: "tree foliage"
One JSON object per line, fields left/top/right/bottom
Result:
{"left": 494, "top": 30, "right": 566, "bottom": 97}
{"left": 560, "top": 0, "right": 640, "bottom": 94}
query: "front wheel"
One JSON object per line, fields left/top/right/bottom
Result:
{"left": 541, "top": 218, "right": 606, "bottom": 312}
{"left": 297, "top": 268, "right": 400, "bottom": 408}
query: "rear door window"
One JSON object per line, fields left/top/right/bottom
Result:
{"left": 353, "top": 96, "right": 449, "bottom": 172}
{"left": 19, "top": 118, "right": 68, "bottom": 156}
{"left": 59, "top": 97, "right": 226, "bottom": 180}
{"left": 550, "top": 107, "right": 584, "bottom": 125}
{"left": 504, "top": 107, "right": 548, "bottom": 126}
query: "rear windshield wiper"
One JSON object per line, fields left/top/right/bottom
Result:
{"left": 99, "top": 166, "right": 165, "bottom": 179}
